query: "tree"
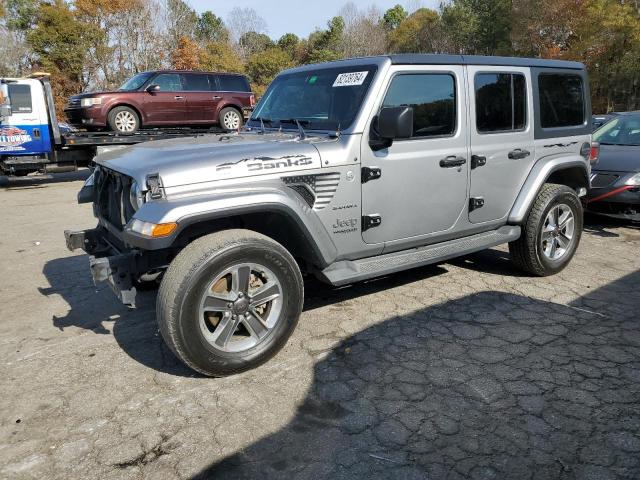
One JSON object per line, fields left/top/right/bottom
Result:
{"left": 239, "top": 31, "right": 273, "bottom": 57}
{"left": 199, "top": 41, "right": 245, "bottom": 73}
{"left": 247, "top": 47, "right": 292, "bottom": 93}
{"left": 196, "top": 11, "right": 227, "bottom": 43}
{"left": 304, "top": 16, "right": 344, "bottom": 63}
{"left": 27, "top": 0, "right": 94, "bottom": 114}
{"left": 277, "top": 33, "right": 299, "bottom": 58}
{"left": 226, "top": 6, "right": 267, "bottom": 58}
{"left": 387, "top": 8, "right": 444, "bottom": 53}
{"left": 382, "top": 4, "right": 408, "bottom": 30}
{"left": 171, "top": 36, "right": 201, "bottom": 70}
{"left": 440, "top": 0, "right": 512, "bottom": 55}
{"left": 339, "top": 3, "right": 386, "bottom": 57}
{"left": 164, "top": 0, "right": 198, "bottom": 45}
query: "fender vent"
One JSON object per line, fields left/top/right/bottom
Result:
{"left": 282, "top": 173, "right": 341, "bottom": 210}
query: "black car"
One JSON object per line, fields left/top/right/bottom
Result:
{"left": 587, "top": 111, "right": 640, "bottom": 220}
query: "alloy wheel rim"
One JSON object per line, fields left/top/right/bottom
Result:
{"left": 198, "top": 263, "right": 283, "bottom": 353}
{"left": 540, "top": 203, "right": 575, "bottom": 260}
{"left": 115, "top": 111, "right": 136, "bottom": 132}
{"left": 223, "top": 111, "right": 240, "bottom": 130}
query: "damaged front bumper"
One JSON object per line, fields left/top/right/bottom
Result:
{"left": 64, "top": 228, "right": 138, "bottom": 307}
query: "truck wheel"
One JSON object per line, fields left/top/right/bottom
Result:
{"left": 219, "top": 107, "right": 242, "bottom": 131}
{"left": 509, "top": 183, "right": 583, "bottom": 276}
{"left": 157, "top": 229, "right": 303, "bottom": 377}
{"left": 108, "top": 106, "right": 140, "bottom": 134}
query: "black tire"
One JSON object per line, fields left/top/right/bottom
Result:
{"left": 219, "top": 107, "right": 243, "bottom": 131}
{"left": 107, "top": 106, "right": 140, "bottom": 134}
{"left": 509, "top": 183, "right": 583, "bottom": 276}
{"left": 157, "top": 229, "right": 303, "bottom": 377}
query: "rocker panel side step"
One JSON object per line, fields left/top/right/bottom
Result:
{"left": 320, "top": 226, "right": 521, "bottom": 286}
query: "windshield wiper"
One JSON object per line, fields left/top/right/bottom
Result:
{"left": 279, "top": 118, "right": 311, "bottom": 126}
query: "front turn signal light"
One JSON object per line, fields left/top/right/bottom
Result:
{"left": 129, "top": 219, "right": 177, "bottom": 237}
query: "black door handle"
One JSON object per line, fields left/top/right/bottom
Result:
{"left": 508, "top": 149, "right": 531, "bottom": 160}
{"left": 439, "top": 156, "right": 467, "bottom": 168}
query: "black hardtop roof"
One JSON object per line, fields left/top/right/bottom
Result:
{"left": 389, "top": 54, "right": 585, "bottom": 70}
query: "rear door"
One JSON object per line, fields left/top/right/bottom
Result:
{"left": 360, "top": 65, "right": 469, "bottom": 244}
{"left": 143, "top": 73, "right": 186, "bottom": 125}
{"left": 467, "top": 66, "right": 535, "bottom": 223}
{"left": 182, "top": 73, "right": 217, "bottom": 123}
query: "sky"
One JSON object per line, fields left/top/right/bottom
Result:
{"left": 190, "top": 0, "right": 439, "bottom": 40}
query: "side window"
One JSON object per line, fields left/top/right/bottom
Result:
{"left": 152, "top": 74, "right": 182, "bottom": 91}
{"left": 8, "top": 84, "right": 32, "bottom": 113}
{"left": 218, "top": 75, "right": 251, "bottom": 92}
{"left": 182, "top": 74, "right": 210, "bottom": 91}
{"left": 475, "top": 73, "right": 527, "bottom": 133}
{"left": 382, "top": 73, "right": 456, "bottom": 138}
{"left": 538, "top": 74, "right": 584, "bottom": 128}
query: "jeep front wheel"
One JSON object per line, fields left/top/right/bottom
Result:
{"left": 157, "top": 229, "right": 303, "bottom": 377}
{"left": 509, "top": 183, "right": 583, "bottom": 276}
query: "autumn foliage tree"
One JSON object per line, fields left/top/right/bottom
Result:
{"left": 170, "top": 36, "right": 201, "bottom": 70}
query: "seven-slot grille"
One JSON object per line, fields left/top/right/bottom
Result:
{"left": 94, "top": 167, "right": 136, "bottom": 230}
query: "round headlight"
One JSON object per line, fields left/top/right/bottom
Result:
{"left": 129, "top": 180, "right": 145, "bottom": 210}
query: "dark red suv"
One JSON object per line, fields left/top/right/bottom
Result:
{"left": 64, "top": 70, "right": 255, "bottom": 133}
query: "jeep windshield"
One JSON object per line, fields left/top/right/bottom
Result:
{"left": 248, "top": 65, "right": 377, "bottom": 131}
{"left": 118, "top": 72, "right": 153, "bottom": 92}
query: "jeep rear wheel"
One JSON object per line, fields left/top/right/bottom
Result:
{"left": 509, "top": 183, "right": 583, "bottom": 276}
{"left": 157, "top": 229, "right": 303, "bottom": 377}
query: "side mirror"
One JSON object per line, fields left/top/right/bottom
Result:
{"left": 369, "top": 106, "right": 413, "bottom": 151}
{"left": 146, "top": 84, "right": 160, "bottom": 93}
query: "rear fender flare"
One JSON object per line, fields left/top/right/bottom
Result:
{"left": 509, "top": 155, "right": 589, "bottom": 224}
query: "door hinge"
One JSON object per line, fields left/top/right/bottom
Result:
{"left": 470, "top": 155, "right": 486, "bottom": 169}
{"left": 469, "top": 197, "right": 485, "bottom": 211}
{"left": 362, "top": 214, "right": 382, "bottom": 231}
{"left": 361, "top": 167, "right": 381, "bottom": 183}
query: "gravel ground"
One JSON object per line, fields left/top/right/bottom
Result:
{"left": 1, "top": 171, "right": 639, "bottom": 480}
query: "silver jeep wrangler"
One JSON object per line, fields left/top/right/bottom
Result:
{"left": 66, "top": 55, "right": 595, "bottom": 376}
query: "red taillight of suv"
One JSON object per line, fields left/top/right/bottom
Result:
{"left": 250, "top": 94, "right": 256, "bottom": 107}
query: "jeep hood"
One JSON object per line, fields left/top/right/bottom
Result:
{"left": 94, "top": 132, "right": 324, "bottom": 188}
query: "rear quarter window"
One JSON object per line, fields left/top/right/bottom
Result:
{"left": 8, "top": 84, "right": 32, "bottom": 113}
{"left": 538, "top": 74, "right": 585, "bottom": 128}
{"left": 216, "top": 75, "right": 251, "bottom": 92}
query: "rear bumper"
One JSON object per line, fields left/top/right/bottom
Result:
{"left": 64, "top": 228, "right": 138, "bottom": 307}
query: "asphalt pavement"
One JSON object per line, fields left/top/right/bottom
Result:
{"left": 1, "top": 171, "right": 639, "bottom": 480}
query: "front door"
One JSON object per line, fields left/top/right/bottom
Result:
{"left": 361, "top": 66, "right": 469, "bottom": 244}
{"left": 143, "top": 73, "right": 186, "bottom": 125}
{"left": 1, "top": 80, "right": 49, "bottom": 156}
{"left": 467, "top": 66, "right": 536, "bottom": 223}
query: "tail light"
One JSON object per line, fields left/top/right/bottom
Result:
{"left": 589, "top": 142, "right": 599, "bottom": 164}
{"left": 581, "top": 141, "right": 599, "bottom": 165}
{"left": 250, "top": 94, "right": 256, "bottom": 107}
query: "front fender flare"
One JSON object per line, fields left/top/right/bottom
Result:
{"left": 508, "top": 155, "right": 589, "bottom": 224}
{"left": 123, "top": 184, "right": 338, "bottom": 267}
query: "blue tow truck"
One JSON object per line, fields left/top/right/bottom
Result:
{"left": 0, "top": 73, "right": 219, "bottom": 177}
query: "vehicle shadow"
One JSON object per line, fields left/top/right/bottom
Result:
{"left": 40, "top": 255, "right": 448, "bottom": 377}
{"left": 583, "top": 212, "right": 640, "bottom": 238}
{"left": 193, "top": 270, "right": 640, "bottom": 479}
{"left": 0, "top": 168, "right": 91, "bottom": 189}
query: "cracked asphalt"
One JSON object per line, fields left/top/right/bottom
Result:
{"left": 1, "top": 171, "right": 640, "bottom": 480}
